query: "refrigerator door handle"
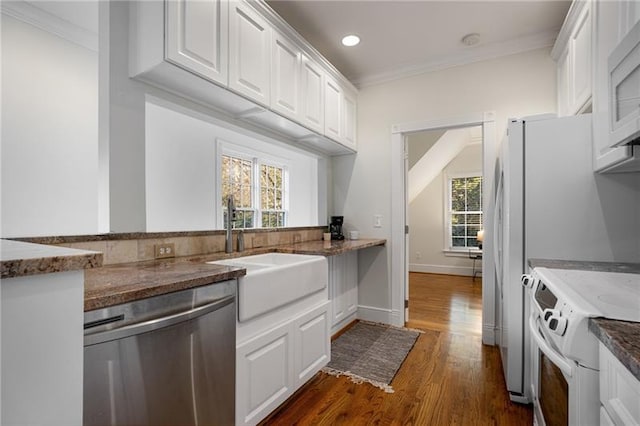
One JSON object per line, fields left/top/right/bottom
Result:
{"left": 493, "top": 171, "right": 504, "bottom": 277}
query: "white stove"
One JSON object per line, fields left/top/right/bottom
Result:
{"left": 523, "top": 267, "right": 640, "bottom": 426}
{"left": 526, "top": 268, "right": 640, "bottom": 368}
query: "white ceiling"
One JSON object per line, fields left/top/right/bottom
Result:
{"left": 267, "top": 0, "right": 572, "bottom": 87}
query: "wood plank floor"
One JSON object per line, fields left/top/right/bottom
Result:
{"left": 261, "top": 272, "right": 533, "bottom": 425}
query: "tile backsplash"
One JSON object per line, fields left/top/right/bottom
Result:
{"left": 41, "top": 228, "right": 325, "bottom": 265}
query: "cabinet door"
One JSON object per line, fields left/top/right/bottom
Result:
{"left": 599, "top": 343, "right": 640, "bottom": 426}
{"left": 329, "top": 252, "right": 358, "bottom": 327}
{"left": 324, "top": 76, "right": 342, "bottom": 141}
{"left": 344, "top": 251, "right": 358, "bottom": 317}
{"left": 592, "top": 0, "right": 638, "bottom": 172}
{"left": 557, "top": 48, "right": 570, "bottom": 116}
{"left": 271, "top": 31, "right": 301, "bottom": 120}
{"left": 301, "top": 54, "right": 325, "bottom": 133}
{"left": 293, "top": 302, "right": 330, "bottom": 386}
{"left": 569, "top": 3, "right": 592, "bottom": 113}
{"left": 236, "top": 322, "right": 293, "bottom": 426}
{"left": 165, "top": 0, "right": 228, "bottom": 86}
{"left": 229, "top": 1, "right": 271, "bottom": 106}
{"left": 342, "top": 86, "right": 357, "bottom": 150}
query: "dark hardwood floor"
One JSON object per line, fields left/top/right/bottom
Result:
{"left": 261, "top": 272, "right": 533, "bottom": 425}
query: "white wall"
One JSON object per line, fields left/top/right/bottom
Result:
{"left": 409, "top": 143, "right": 482, "bottom": 276}
{"left": 334, "top": 48, "right": 557, "bottom": 313}
{"left": 1, "top": 14, "right": 99, "bottom": 238}
{"left": 145, "top": 101, "right": 319, "bottom": 231}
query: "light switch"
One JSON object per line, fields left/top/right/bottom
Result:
{"left": 374, "top": 214, "right": 382, "bottom": 228}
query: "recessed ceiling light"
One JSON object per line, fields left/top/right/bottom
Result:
{"left": 461, "top": 33, "right": 480, "bottom": 46}
{"left": 341, "top": 34, "right": 360, "bottom": 47}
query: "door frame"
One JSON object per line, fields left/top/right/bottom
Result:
{"left": 390, "top": 111, "right": 497, "bottom": 345}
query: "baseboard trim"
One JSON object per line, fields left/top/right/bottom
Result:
{"left": 409, "top": 263, "right": 480, "bottom": 277}
{"left": 331, "top": 313, "right": 357, "bottom": 336}
{"left": 482, "top": 324, "right": 496, "bottom": 345}
{"left": 357, "top": 305, "right": 393, "bottom": 325}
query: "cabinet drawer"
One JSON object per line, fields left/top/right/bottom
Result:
{"left": 599, "top": 343, "right": 640, "bottom": 425}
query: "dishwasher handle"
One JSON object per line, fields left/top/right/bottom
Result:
{"left": 84, "top": 294, "right": 234, "bottom": 346}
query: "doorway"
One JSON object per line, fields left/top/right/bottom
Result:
{"left": 390, "top": 112, "right": 498, "bottom": 345}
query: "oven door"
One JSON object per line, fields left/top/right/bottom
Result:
{"left": 529, "top": 315, "right": 599, "bottom": 426}
{"left": 530, "top": 315, "right": 572, "bottom": 426}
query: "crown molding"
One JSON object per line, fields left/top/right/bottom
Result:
{"left": 352, "top": 29, "right": 559, "bottom": 89}
{"left": 1, "top": 1, "right": 98, "bottom": 52}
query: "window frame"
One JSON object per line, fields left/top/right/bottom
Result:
{"left": 443, "top": 171, "right": 483, "bottom": 255}
{"left": 216, "top": 140, "right": 290, "bottom": 230}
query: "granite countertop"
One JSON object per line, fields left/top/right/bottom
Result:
{"left": 589, "top": 318, "right": 640, "bottom": 381}
{"left": 528, "top": 258, "right": 640, "bottom": 274}
{"left": 274, "top": 238, "right": 386, "bottom": 256}
{"left": 1, "top": 239, "right": 102, "bottom": 279}
{"left": 529, "top": 258, "right": 640, "bottom": 382}
{"left": 84, "top": 238, "right": 386, "bottom": 311}
{"left": 84, "top": 259, "right": 246, "bottom": 311}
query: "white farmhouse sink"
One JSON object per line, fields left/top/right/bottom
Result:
{"left": 210, "top": 253, "right": 328, "bottom": 322}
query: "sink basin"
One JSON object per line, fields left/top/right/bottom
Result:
{"left": 210, "top": 253, "right": 328, "bottom": 321}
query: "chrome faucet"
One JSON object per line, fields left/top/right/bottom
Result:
{"left": 225, "top": 195, "right": 236, "bottom": 253}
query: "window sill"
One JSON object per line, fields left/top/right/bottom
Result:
{"left": 443, "top": 249, "right": 482, "bottom": 258}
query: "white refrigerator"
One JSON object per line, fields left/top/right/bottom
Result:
{"left": 494, "top": 113, "right": 640, "bottom": 403}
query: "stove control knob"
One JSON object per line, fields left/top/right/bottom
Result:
{"left": 543, "top": 308, "right": 560, "bottom": 322}
{"left": 521, "top": 274, "right": 537, "bottom": 288}
{"left": 548, "top": 315, "right": 568, "bottom": 336}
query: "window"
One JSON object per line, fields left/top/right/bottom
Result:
{"left": 221, "top": 155, "right": 255, "bottom": 228}
{"left": 260, "top": 164, "right": 286, "bottom": 227}
{"left": 219, "top": 148, "right": 288, "bottom": 229}
{"left": 447, "top": 174, "right": 482, "bottom": 249}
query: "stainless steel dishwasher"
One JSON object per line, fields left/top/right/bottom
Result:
{"left": 83, "top": 280, "right": 236, "bottom": 426}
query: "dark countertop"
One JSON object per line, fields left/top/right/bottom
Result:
{"left": 529, "top": 258, "right": 640, "bottom": 382}
{"left": 1, "top": 239, "right": 102, "bottom": 279}
{"left": 84, "top": 259, "right": 247, "bottom": 311}
{"left": 589, "top": 319, "right": 640, "bottom": 381}
{"left": 528, "top": 258, "right": 640, "bottom": 274}
{"left": 275, "top": 238, "right": 386, "bottom": 256}
{"left": 85, "top": 238, "right": 386, "bottom": 311}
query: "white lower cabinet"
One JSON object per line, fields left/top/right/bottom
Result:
{"left": 329, "top": 251, "right": 358, "bottom": 334}
{"left": 294, "top": 303, "right": 331, "bottom": 385}
{"left": 236, "top": 321, "right": 294, "bottom": 426}
{"left": 236, "top": 301, "right": 330, "bottom": 426}
{"left": 599, "top": 343, "right": 640, "bottom": 425}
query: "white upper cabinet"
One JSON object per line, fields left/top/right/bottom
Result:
{"left": 229, "top": 1, "right": 271, "bottom": 106}
{"left": 553, "top": 1, "right": 592, "bottom": 116}
{"left": 270, "top": 30, "right": 301, "bottom": 121}
{"left": 342, "top": 86, "right": 357, "bottom": 150}
{"left": 130, "top": 0, "right": 357, "bottom": 155}
{"left": 592, "top": 0, "right": 640, "bottom": 172}
{"left": 557, "top": 50, "right": 571, "bottom": 116}
{"left": 300, "top": 54, "right": 325, "bottom": 134}
{"left": 324, "top": 75, "right": 342, "bottom": 142}
{"left": 570, "top": 3, "right": 592, "bottom": 112}
{"left": 165, "top": 0, "right": 228, "bottom": 85}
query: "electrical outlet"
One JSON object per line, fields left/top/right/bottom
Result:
{"left": 293, "top": 233, "right": 302, "bottom": 243}
{"left": 154, "top": 243, "right": 175, "bottom": 259}
{"left": 252, "top": 236, "right": 266, "bottom": 248}
{"left": 416, "top": 251, "right": 421, "bottom": 260}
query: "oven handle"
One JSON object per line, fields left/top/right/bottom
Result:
{"left": 529, "top": 315, "right": 573, "bottom": 377}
